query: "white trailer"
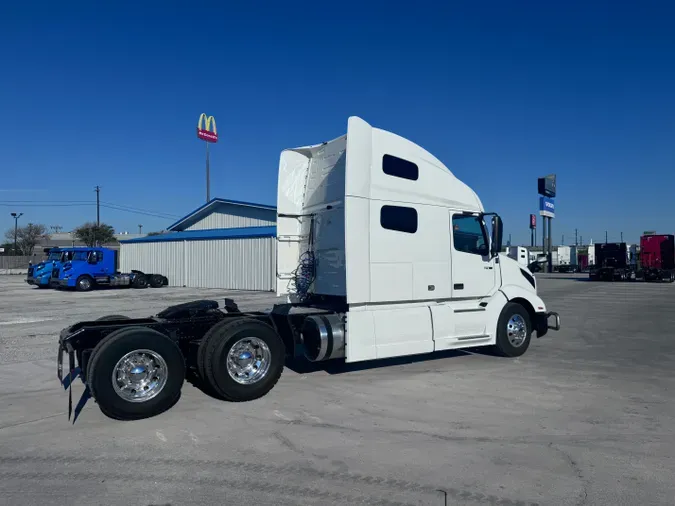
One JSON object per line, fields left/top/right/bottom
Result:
{"left": 556, "top": 246, "right": 578, "bottom": 272}
{"left": 588, "top": 244, "right": 596, "bottom": 266}
{"left": 56, "top": 116, "right": 561, "bottom": 421}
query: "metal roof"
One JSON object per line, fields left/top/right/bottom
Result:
{"left": 119, "top": 226, "right": 277, "bottom": 244}
{"left": 167, "top": 198, "right": 277, "bottom": 231}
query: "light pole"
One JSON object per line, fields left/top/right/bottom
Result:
{"left": 10, "top": 212, "right": 23, "bottom": 255}
{"left": 138, "top": 224, "right": 143, "bottom": 234}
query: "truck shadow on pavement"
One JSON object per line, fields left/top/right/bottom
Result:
{"left": 187, "top": 347, "right": 503, "bottom": 401}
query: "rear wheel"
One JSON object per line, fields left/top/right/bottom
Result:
{"left": 199, "top": 319, "right": 285, "bottom": 402}
{"left": 132, "top": 275, "right": 148, "bottom": 289}
{"left": 86, "top": 327, "right": 185, "bottom": 420}
{"left": 149, "top": 274, "right": 164, "bottom": 288}
{"left": 493, "top": 302, "right": 532, "bottom": 358}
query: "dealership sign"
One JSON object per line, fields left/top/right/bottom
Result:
{"left": 197, "top": 113, "right": 218, "bottom": 143}
{"left": 529, "top": 214, "right": 536, "bottom": 229}
{"left": 539, "top": 197, "right": 555, "bottom": 218}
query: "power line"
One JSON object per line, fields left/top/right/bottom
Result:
{"left": 100, "top": 201, "right": 180, "bottom": 218}
{"left": 0, "top": 200, "right": 94, "bottom": 203}
{"left": 99, "top": 203, "right": 178, "bottom": 220}
{"left": 0, "top": 199, "right": 179, "bottom": 219}
{"left": 0, "top": 203, "right": 94, "bottom": 207}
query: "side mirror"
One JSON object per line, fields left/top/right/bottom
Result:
{"left": 490, "top": 215, "right": 503, "bottom": 258}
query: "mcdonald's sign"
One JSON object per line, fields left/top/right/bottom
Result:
{"left": 197, "top": 113, "right": 218, "bottom": 143}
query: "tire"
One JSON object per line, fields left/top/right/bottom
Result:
{"left": 76, "top": 275, "right": 94, "bottom": 292}
{"left": 132, "top": 275, "right": 148, "bottom": 289}
{"left": 86, "top": 327, "right": 185, "bottom": 421}
{"left": 493, "top": 302, "right": 532, "bottom": 358}
{"left": 200, "top": 318, "right": 285, "bottom": 402}
{"left": 96, "top": 315, "right": 131, "bottom": 322}
{"left": 149, "top": 274, "right": 164, "bottom": 288}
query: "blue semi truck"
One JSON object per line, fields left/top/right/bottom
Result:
{"left": 49, "top": 247, "right": 168, "bottom": 291}
{"left": 26, "top": 248, "right": 76, "bottom": 288}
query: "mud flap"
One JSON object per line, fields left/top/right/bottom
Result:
{"left": 57, "top": 344, "right": 87, "bottom": 422}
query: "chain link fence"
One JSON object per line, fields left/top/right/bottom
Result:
{"left": 0, "top": 255, "right": 36, "bottom": 270}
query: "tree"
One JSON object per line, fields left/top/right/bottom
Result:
{"left": 73, "top": 222, "right": 117, "bottom": 247}
{"left": 146, "top": 231, "right": 166, "bottom": 237}
{"left": 3, "top": 223, "right": 50, "bottom": 255}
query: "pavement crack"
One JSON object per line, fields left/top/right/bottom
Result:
{"left": 548, "top": 443, "right": 589, "bottom": 506}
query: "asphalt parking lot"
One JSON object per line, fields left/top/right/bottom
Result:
{"left": 0, "top": 274, "right": 674, "bottom": 506}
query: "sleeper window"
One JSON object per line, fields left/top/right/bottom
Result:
{"left": 452, "top": 215, "right": 488, "bottom": 255}
{"left": 380, "top": 205, "right": 418, "bottom": 234}
{"left": 382, "top": 154, "right": 419, "bottom": 181}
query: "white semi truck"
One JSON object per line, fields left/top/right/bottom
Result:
{"left": 56, "top": 116, "right": 561, "bottom": 421}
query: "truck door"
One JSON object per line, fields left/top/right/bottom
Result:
{"left": 88, "top": 251, "right": 108, "bottom": 281}
{"left": 450, "top": 213, "right": 497, "bottom": 299}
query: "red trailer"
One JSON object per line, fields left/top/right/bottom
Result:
{"left": 578, "top": 253, "right": 589, "bottom": 271}
{"left": 639, "top": 234, "right": 675, "bottom": 281}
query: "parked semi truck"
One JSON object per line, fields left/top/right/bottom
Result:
{"left": 50, "top": 247, "right": 168, "bottom": 291}
{"left": 639, "top": 234, "right": 675, "bottom": 281}
{"left": 56, "top": 116, "right": 561, "bottom": 421}
{"left": 26, "top": 248, "right": 76, "bottom": 287}
{"left": 556, "top": 246, "right": 579, "bottom": 273}
{"left": 589, "top": 237, "right": 674, "bottom": 282}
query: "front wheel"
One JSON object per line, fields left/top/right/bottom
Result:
{"left": 493, "top": 302, "right": 532, "bottom": 358}
{"left": 76, "top": 275, "right": 94, "bottom": 292}
{"left": 86, "top": 327, "right": 185, "bottom": 420}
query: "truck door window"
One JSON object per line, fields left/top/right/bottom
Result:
{"left": 380, "top": 205, "right": 418, "bottom": 233}
{"left": 73, "top": 251, "right": 88, "bottom": 261}
{"left": 452, "top": 215, "right": 488, "bottom": 255}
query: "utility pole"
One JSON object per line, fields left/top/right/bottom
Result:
{"left": 605, "top": 231, "right": 608, "bottom": 244}
{"left": 562, "top": 234, "right": 565, "bottom": 245}
{"left": 94, "top": 186, "right": 101, "bottom": 226}
{"left": 575, "top": 229, "right": 578, "bottom": 246}
{"left": 10, "top": 212, "right": 23, "bottom": 255}
{"left": 138, "top": 224, "right": 143, "bottom": 234}
{"left": 621, "top": 232, "right": 623, "bottom": 242}
{"left": 580, "top": 235, "right": 583, "bottom": 246}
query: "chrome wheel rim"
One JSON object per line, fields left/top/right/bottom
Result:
{"left": 112, "top": 349, "right": 168, "bottom": 402}
{"left": 80, "top": 278, "right": 91, "bottom": 290}
{"left": 226, "top": 337, "right": 271, "bottom": 385}
{"left": 506, "top": 314, "right": 528, "bottom": 347}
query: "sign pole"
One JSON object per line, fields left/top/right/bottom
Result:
{"left": 206, "top": 141, "right": 210, "bottom": 202}
{"left": 547, "top": 217, "right": 553, "bottom": 273}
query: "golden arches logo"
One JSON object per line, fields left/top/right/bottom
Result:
{"left": 197, "top": 113, "right": 218, "bottom": 143}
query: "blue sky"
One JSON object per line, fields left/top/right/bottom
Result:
{"left": 1, "top": 1, "right": 673, "bottom": 245}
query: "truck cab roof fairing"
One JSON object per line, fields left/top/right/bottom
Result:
{"left": 275, "top": 116, "right": 484, "bottom": 302}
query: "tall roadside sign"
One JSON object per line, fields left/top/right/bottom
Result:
{"left": 197, "top": 113, "right": 218, "bottom": 202}
{"left": 537, "top": 174, "right": 556, "bottom": 273}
